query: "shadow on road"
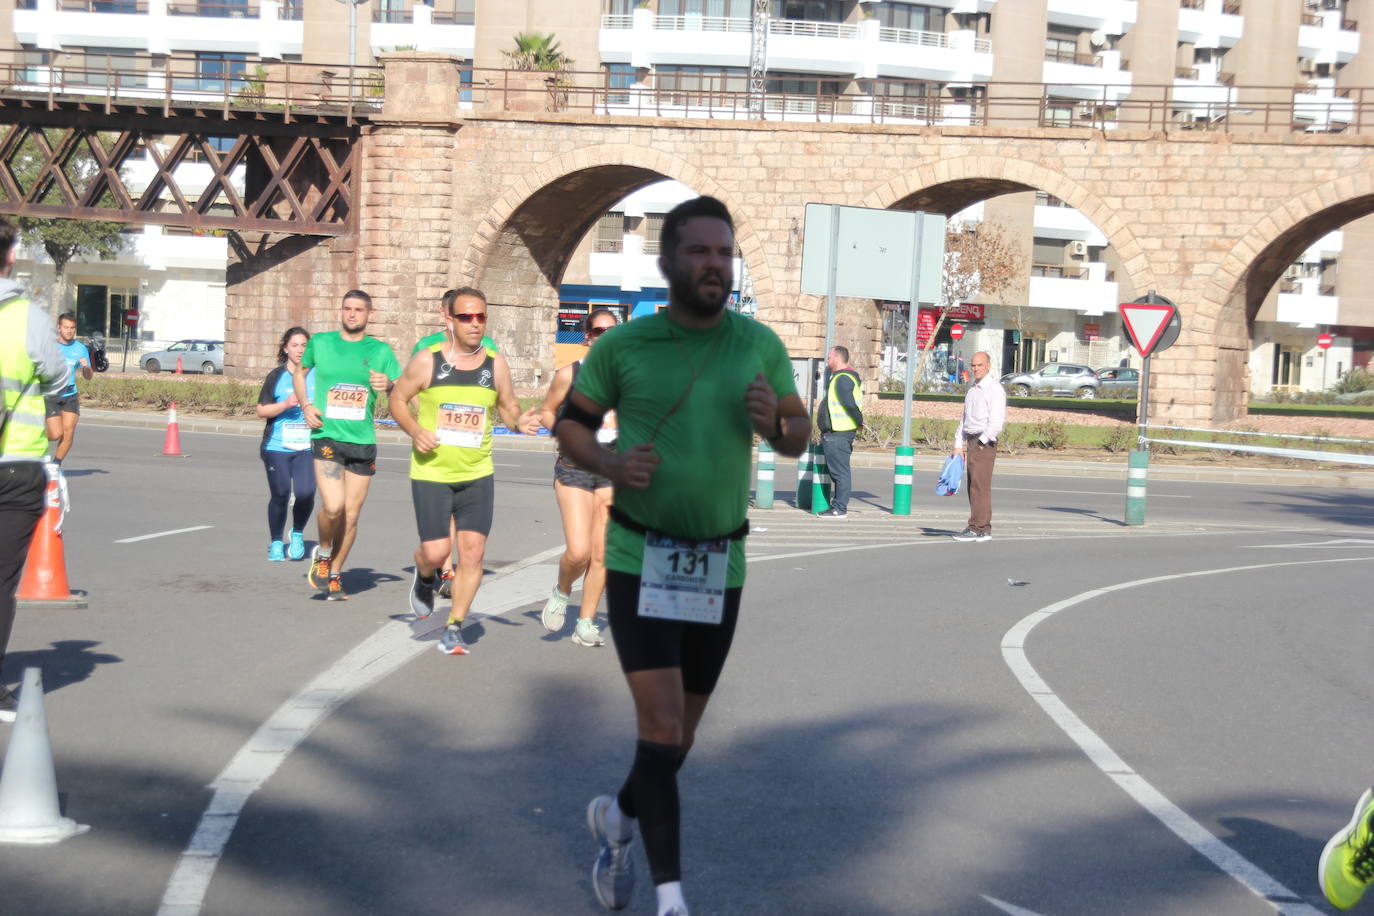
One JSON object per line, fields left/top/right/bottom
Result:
{"left": 0, "top": 640, "right": 122, "bottom": 694}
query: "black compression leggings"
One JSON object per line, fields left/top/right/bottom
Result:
{"left": 261, "top": 447, "right": 316, "bottom": 541}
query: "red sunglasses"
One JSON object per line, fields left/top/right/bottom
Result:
{"left": 451, "top": 312, "right": 487, "bottom": 324}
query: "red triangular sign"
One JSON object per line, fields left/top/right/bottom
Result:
{"left": 1118, "top": 302, "right": 1176, "bottom": 358}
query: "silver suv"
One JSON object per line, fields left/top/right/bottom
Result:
{"left": 1000, "top": 362, "right": 1100, "bottom": 399}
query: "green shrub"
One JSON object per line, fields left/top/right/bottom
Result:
{"left": 856, "top": 415, "right": 905, "bottom": 449}
{"left": 1027, "top": 416, "right": 1069, "bottom": 450}
{"left": 1102, "top": 424, "right": 1136, "bottom": 453}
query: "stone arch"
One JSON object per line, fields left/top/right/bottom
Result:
{"left": 1198, "top": 172, "right": 1374, "bottom": 420}
{"left": 459, "top": 145, "right": 776, "bottom": 385}
{"left": 859, "top": 156, "right": 1157, "bottom": 297}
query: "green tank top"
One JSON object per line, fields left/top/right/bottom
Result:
{"left": 411, "top": 348, "right": 498, "bottom": 483}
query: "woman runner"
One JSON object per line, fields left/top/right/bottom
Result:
{"left": 537, "top": 308, "right": 620, "bottom": 647}
{"left": 255, "top": 327, "right": 317, "bottom": 561}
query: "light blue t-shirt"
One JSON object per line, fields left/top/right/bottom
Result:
{"left": 56, "top": 340, "right": 89, "bottom": 397}
{"left": 258, "top": 365, "right": 316, "bottom": 453}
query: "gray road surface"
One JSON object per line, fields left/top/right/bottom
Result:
{"left": 0, "top": 422, "right": 1370, "bottom": 915}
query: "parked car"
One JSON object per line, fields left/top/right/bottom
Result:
{"left": 1001, "top": 362, "right": 1100, "bottom": 398}
{"left": 1095, "top": 366, "right": 1141, "bottom": 399}
{"left": 142, "top": 340, "right": 225, "bottom": 374}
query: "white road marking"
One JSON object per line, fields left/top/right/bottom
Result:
{"left": 1002, "top": 557, "right": 1370, "bottom": 915}
{"left": 996, "top": 486, "right": 1190, "bottom": 499}
{"left": 156, "top": 546, "right": 565, "bottom": 916}
{"left": 115, "top": 526, "right": 213, "bottom": 543}
{"left": 1245, "top": 538, "right": 1374, "bottom": 550}
{"left": 981, "top": 895, "right": 1046, "bottom": 916}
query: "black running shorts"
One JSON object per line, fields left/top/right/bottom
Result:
{"left": 411, "top": 474, "right": 495, "bottom": 541}
{"left": 554, "top": 456, "right": 613, "bottom": 492}
{"left": 312, "top": 436, "right": 377, "bottom": 476}
{"left": 605, "top": 570, "right": 742, "bottom": 696}
{"left": 44, "top": 393, "right": 79, "bottom": 417}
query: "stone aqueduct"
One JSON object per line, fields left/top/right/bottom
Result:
{"left": 226, "top": 55, "right": 1374, "bottom": 424}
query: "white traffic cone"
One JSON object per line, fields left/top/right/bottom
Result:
{"left": 0, "top": 668, "right": 89, "bottom": 844}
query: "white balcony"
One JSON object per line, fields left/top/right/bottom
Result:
{"left": 134, "top": 225, "right": 228, "bottom": 272}
{"left": 590, "top": 238, "right": 740, "bottom": 292}
{"left": 1042, "top": 49, "right": 1131, "bottom": 102}
{"left": 1046, "top": 0, "right": 1137, "bottom": 34}
{"left": 1277, "top": 285, "right": 1339, "bottom": 327}
{"left": 596, "top": 88, "right": 981, "bottom": 126}
{"left": 950, "top": 0, "right": 996, "bottom": 11}
{"left": 1176, "top": 0, "right": 1244, "bottom": 49}
{"left": 1032, "top": 203, "right": 1108, "bottom": 243}
{"left": 1172, "top": 63, "right": 1238, "bottom": 115}
{"left": 600, "top": 10, "right": 992, "bottom": 82}
{"left": 13, "top": 0, "right": 303, "bottom": 56}
{"left": 871, "top": 27, "right": 993, "bottom": 82}
{"left": 1028, "top": 262, "right": 1119, "bottom": 315}
{"left": 1299, "top": 230, "right": 1344, "bottom": 262}
{"left": 1297, "top": 10, "right": 1360, "bottom": 65}
{"left": 1294, "top": 78, "right": 1356, "bottom": 128}
{"left": 371, "top": 8, "right": 473, "bottom": 57}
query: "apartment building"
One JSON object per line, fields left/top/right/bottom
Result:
{"left": 5, "top": 0, "right": 1372, "bottom": 390}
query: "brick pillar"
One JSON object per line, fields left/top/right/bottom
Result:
{"left": 225, "top": 235, "right": 356, "bottom": 379}
{"left": 357, "top": 52, "right": 465, "bottom": 357}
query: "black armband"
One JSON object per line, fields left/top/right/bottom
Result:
{"left": 554, "top": 399, "right": 603, "bottom": 435}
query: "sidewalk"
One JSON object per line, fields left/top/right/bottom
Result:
{"left": 81, "top": 408, "right": 1374, "bottom": 488}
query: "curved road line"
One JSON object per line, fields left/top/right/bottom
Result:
{"left": 1002, "top": 556, "right": 1371, "bottom": 916}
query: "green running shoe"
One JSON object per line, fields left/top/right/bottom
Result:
{"left": 1320, "top": 787, "right": 1374, "bottom": 910}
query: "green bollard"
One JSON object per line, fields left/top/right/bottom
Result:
{"left": 755, "top": 439, "right": 775, "bottom": 509}
{"left": 1125, "top": 448, "right": 1148, "bottom": 526}
{"left": 796, "top": 445, "right": 812, "bottom": 511}
{"left": 892, "top": 445, "right": 914, "bottom": 516}
{"left": 811, "top": 443, "right": 830, "bottom": 514}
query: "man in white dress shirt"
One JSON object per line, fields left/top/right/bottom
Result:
{"left": 951, "top": 351, "right": 1006, "bottom": 542}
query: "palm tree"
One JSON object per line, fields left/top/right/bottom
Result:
{"left": 503, "top": 32, "right": 573, "bottom": 72}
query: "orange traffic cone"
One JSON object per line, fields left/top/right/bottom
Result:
{"left": 17, "top": 478, "right": 87, "bottom": 610}
{"left": 174, "top": 355, "right": 183, "bottom": 374}
{"left": 161, "top": 401, "right": 185, "bottom": 457}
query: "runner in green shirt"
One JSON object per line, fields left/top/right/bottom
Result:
{"left": 557, "top": 197, "right": 810, "bottom": 916}
{"left": 292, "top": 289, "right": 402, "bottom": 601}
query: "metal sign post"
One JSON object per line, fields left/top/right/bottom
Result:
{"left": 1118, "top": 291, "right": 1180, "bottom": 526}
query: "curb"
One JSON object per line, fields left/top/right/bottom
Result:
{"left": 79, "top": 409, "right": 1374, "bottom": 487}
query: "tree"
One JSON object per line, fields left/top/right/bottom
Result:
{"left": 10, "top": 129, "right": 127, "bottom": 318}
{"left": 910, "top": 219, "right": 1021, "bottom": 387}
{"left": 502, "top": 32, "right": 574, "bottom": 73}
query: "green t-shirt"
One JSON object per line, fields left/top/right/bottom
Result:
{"left": 411, "top": 331, "right": 498, "bottom": 357}
{"left": 574, "top": 310, "right": 795, "bottom": 588}
{"left": 300, "top": 331, "right": 402, "bottom": 445}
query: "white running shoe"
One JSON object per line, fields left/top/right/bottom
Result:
{"left": 572, "top": 617, "right": 605, "bottom": 647}
{"left": 541, "top": 587, "right": 569, "bottom": 632}
{"left": 587, "top": 795, "right": 635, "bottom": 910}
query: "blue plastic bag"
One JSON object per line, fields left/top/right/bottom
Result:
{"left": 935, "top": 453, "right": 964, "bottom": 496}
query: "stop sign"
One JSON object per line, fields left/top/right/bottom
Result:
{"left": 124, "top": 309, "right": 139, "bottom": 326}
{"left": 950, "top": 323, "right": 965, "bottom": 341}
{"left": 1317, "top": 332, "right": 1334, "bottom": 350}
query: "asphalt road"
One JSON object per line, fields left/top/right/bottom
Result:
{"left": 0, "top": 422, "right": 1370, "bottom": 915}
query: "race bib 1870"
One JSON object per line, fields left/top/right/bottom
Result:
{"left": 325, "top": 383, "right": 368, "bottom": 421}
{"left": 435, "top": 402, "right": 486, "bottom": 449}
{"left": 637, "top": 531, "right": 728, "bottom": 625}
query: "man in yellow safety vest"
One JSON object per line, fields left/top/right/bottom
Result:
{"left": 0, "top": 216, "right": 68, "bottom": 723}
{"left": 817, "top": 345, "right": 864, "bottom": 519}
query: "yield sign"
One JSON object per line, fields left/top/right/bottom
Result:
{"left": 1119, "top": 298, "right": 1178, "bottom": 358}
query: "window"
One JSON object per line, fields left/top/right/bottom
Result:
{"left": 765, "top": 73, "right": 843, "bottom": 96}
{"left": 196, "top": 52, "right": 249, "bottom": 93}
{"left": 643, "top": 214, "right": 665, "bottom": 254}
{"left": 661, "top": 0, "right": 753, "bottom": 15}
{"left": 1041, "top": 103, "right": 1073, "bottom": 127}
{"left": 877, "top": 3, "right": 945, "bottom": 33}
{"left": 605, "top": 63, "right": 635, "bottom": 105}
{"left": 1273, "top": 346, "right": 1302, "bottom": 387}
{"left": 1045, "top": 27, "right": 1081, "bottom": 65}
{"left": 594, "top": 212, "right": 625, "bottom": 253}
{"left": 655, "top": 66, "right": 748, "bottom": 103}
{"left": 770, "top": 0, "right": 843, "bottom": 21}
{"left": 607, "top": 0, "right": 636, "bottom": 12}
{"left": 72, "top": 47, "right": 140, "bottom": 89}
